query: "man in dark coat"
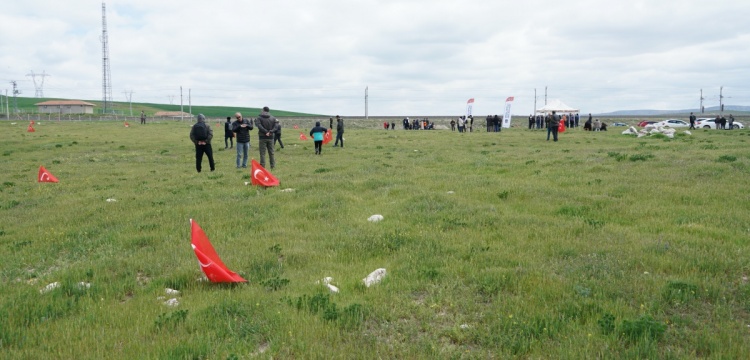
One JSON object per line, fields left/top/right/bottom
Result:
{"left": 334, "top": 115, "right": 344, "bottom": 147}
{"left": 255, "top": 106, "right": 280, "bottom": 169}
{"left": 224, "top": 117, "right": 234, "bottom": 149}
{"left": 189, "top": 114, "right": 215, "bottom": 173}
{"left": 232, "top": 112, "right": 253, "bottom": 168}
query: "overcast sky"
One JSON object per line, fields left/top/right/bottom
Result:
{"left": 1, "top": 0, "right": 748, "bottom": 116}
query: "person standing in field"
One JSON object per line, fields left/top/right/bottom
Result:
{"left": 329, "top": 117, "right": 334, "bottom": 129}
{"left": 140, "top": 110, "right": 146, "bottom": 124}
{"left": 689, "top": 112, "right": 696, "bottom": 130}
{"left": 273, "top": 118, "right": 284, "bottom": 150}
{"left": 224, "top": 117, "right": 234, "bottom": 149}
{"left": 189, "top": 114, "right": 215, "bottom": 173}
{"left": 547, "top": 111, "right": 559, "bottom": 142}
{"left": 728, "top": 114, "right": 735, "bottom": 129}
{"left": 309, "top": 121, "right": 328, "bottom": 155}
{"left": 232, "top": 112, "right": 253, "bottom": 168}
{"left": 493, "top": 115, "right": 501, "bottom": 132}
{"left": 334, "top": 115, "right": 344, "bottom": 147}
{"left": 594, "top": 118, "right": 602, "bottom": 131}
{"left": 255, "top": 106, "right": 279, "bottom": 169}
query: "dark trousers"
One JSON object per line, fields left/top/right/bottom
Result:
{"left": 195, "top": 144, "right": 215, "bottom": 172}
{"left": 258, "top": 138, "right": 275, "bottom": 169}
{"left": 314, "top": 140, "right": 323, "bottom": 154}
{"left": 334, "top": 132, "right": 344, "bottom": 147}
{"left": 225, "top": 135, "right": 233, "bottom": 148}
{"left": 547, "top": 127, "right": 558, "bottom": 141}
{"left": 274, "top": 133, "right": 284, "bottom": 149}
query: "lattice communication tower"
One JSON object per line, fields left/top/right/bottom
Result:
{"left": 101, "top": 2, "right": 113, "bottom": 114}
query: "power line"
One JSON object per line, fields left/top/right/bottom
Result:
{"left": 26, "top": 71, "right": 50, "bottom": 98}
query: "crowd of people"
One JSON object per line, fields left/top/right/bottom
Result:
{"left": 401, "top": 117, "right": 435, "bottom": 130}
{"left": 190, "top": 108, "right": 347, "bottom": 173}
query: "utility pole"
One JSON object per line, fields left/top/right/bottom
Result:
{"left": 719, "top": 86, "right": 724, "bottom": 116}
{"left": 700, "top": 89, "right": 704, "bottom": 113}
{"left": 180, "top": 86, "right": 184, "bottom": 121}
{"left": 365, "top": 86, "right": 368, "bottom": 120}
{"left": 188, "top": 89, "right": 192, "bottom": 117}
{"left": 123, "top": 90, "right": 134, "bottom": 116}
{"left": 10, "top": 81, "right": 20, "bottom": 114}
{"left": 27, "top": 71, "right": 50, "bottom": 98}
{"left": 544, "top": 86, "right": 547, "bottom": 105}
{"left": 5, "top": 90, "right": 8, "bottom": 119}
{"left": 534, "top": 88, "right": 537, "bottom": 116}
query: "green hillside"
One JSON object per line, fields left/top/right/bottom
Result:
{"left": 0, "top": 96, "right": 323, "bottom": 118}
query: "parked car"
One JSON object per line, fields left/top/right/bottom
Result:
{"left": 695, "top": 117, "right": 744, "bottom": 129}
{"left": 637, "top": 121, "right": 657, "bottom": 127}
{"left": 612, "top": 122, "right": 628, "bottom": 127}
{"left": 654, "top": 119, "right": 690, "bottom": 128}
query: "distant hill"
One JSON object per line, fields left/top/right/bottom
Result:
{"left": 0, "top": 96, "right": 323, "bottom": 118}
{"left": 597, "top": 105, "right": 750, "bottom": 116}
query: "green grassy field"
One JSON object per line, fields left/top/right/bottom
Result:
{"left": 1, "top": 121, "right": 749, "bottom": 359}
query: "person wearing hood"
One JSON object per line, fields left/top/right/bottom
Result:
{"left": 309, "top": 121, "right": 328, "bottom": 155}
{"left": 255, "top": 106, "right": 280, "bottom": 169}
{"left": 189, "top": 114, "right": 215, "bottom": 173}
{"left": 333, "top": 115, "right": 344, "bottom": 147}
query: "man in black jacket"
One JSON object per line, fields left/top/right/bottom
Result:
{"left": 189, "top": 114, "right": 215, "bottom": 173}
{"left": 255, "top": 106, "right": 280, "bottom": 169}
{"left": 334, "top": 115, "right": 344, "bottom": 147}
{"left": 224, "top": 117, "right": 234, "bottom": 149}
{"left": 232, "top": 112, "right": 253, "bottom": 168}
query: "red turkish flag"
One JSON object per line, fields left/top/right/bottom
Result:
{"left": 293, "top": 125, "right": 299, "bottom": 129}
{"left": 299, "top": 133, "right": 308, "bottom": 140}
{"left": 27, "top": 125, "right": 36, "bottom": 132}
{"left": 190, "top": 219, "right": 247, "bottom": 283}
{"left": 124, "top": 122, "right": 130, "bottom": 128}
{"left": 38, "top": 166, "right": 59, "bottom": 183}
{"left": 558, "top": 119, "right": 566, "bottom": 133}
{"left": 323, "top": 129, "right": 332, "bottom": 144}
{"left": 250, "top": 159, "right": 279, "bottom": 187}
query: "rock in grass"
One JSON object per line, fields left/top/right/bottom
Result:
{"left": 280, "top": 188, "right": 295, "bottom": 193}
{"left": 363, "top": 268, "right": 386, "bottom": 287}
{"left": 40, "top": 282, "right": 60, "bottom": 294}
{"left": 164, "top": 298, "right": 179, "bottom": 307}
{"left": 326, "top": 284, "right": 340, "bottom": 293}
{"left": 165, "top": 288, "right": 180, "bottom": 295}
{"left": 368, "top": 214, "right": 384, "bottom": 222}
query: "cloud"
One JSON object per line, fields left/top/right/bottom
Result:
{"left": 1, "top": 0, "right": 748, "bottom": 115}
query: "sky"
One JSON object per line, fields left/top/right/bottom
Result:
{"left": 1, "top": 0, "right": 748, "bottom": 116}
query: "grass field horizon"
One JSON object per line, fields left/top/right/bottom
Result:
{"left": 1, "top": 121, "right": 749, "bottom": 358}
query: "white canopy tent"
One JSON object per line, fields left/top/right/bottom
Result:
{"left": 536, "top": 99, "right": 579, "bottom": 114}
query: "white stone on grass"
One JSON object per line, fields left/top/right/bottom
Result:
{"left": 164, "top": 298, "right": 179, "bottom": 307}
{"left": 165, "top": 288, "right": 180, "bottom": 295}
{"left": 326, "top": 284, "right": 340, "bottom": 293}
{"left": 447, "top": 191, "right": 455, "bottom": 194}
{"left": 367, "top": 214, "right": 384, "bottom": 222}
{"left": 280, "top": 188, "right": 295, "bottom": 192}
{"left": 106, "top": 198, "right": 117, "bottom": 202}
{"left": 40, "top": 282, "right": 60, "bottom": 294}
{"left": 78, "top": 282, "right": 91, "bottom": 289}
{"left": 363, "top": 268, "right": 387, "bottom": 287}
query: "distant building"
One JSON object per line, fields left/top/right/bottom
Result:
{"left": 36, "top": 100, "right": 95, "bottom": 114}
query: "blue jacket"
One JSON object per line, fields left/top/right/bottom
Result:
{"left": 310, "top": 125, "right": 328, "bottom": 141}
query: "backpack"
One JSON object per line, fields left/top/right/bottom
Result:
{"left": 193, "top": 122, "right": 208, "bottom": 141}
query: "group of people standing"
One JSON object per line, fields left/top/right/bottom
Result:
{"left": 689, "top": 112, "right": 736, "bottom": 130}
{"left": 190, "top": 106, "right": 281, "bottom": 173}
{"left": 191, "top": 110, "right": 347, "bottom": 172}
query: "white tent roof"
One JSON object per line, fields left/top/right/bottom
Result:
{"left": 536, "top": 99, "right": 579, "bottom": 113}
